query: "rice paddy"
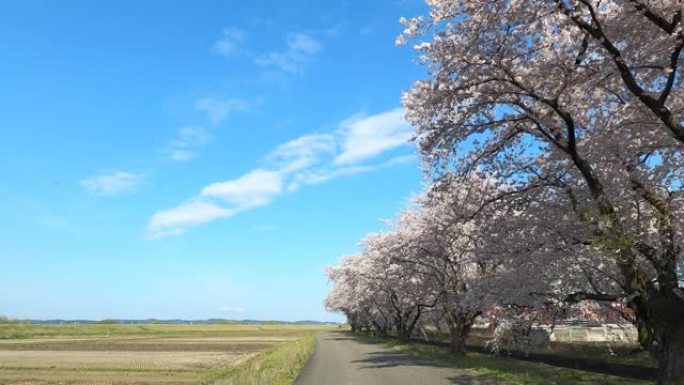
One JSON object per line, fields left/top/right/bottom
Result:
{"left": 0, "top": 323, "right": 331, "bottom": 384}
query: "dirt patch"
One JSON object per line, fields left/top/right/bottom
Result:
{"left": 0, "top": 350, "right": 248, "bottom": 371}
{"left": 0, "top": 368, "right": 198, "bottom": 385}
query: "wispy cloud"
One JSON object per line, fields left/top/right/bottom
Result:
{"left": 335, "top": 108, "right": 413, "bottom": 165}
{"left": 213, "top": 28, "right": 322, "bottom": 76}
{"left": 381, "top": 154, "right": 415, "bottom": 167}
{"left": 213, "top": 28, "right": 248, "bottom": 57}
{"left": 81, "top": 171, "right": 146, "bottom": 196}
{"left": 148, "top": 199, "right": 234, "bottom": 239}
{"left": 286, "top": 165, "right": 374, "bottom": 192}
{"left": 325, "top": 23, "right": 345, "bottom": 37}
{"left": 256, "top": 33, "right": 323, "bottom": 75}
{"left": 147, "top": 108, "right": 415, "bottom": 238}
{"left": 194, "top": 97, "right": 249, "bottom": 125}
{"left": 201, "top": 169, "right": 283, "bottom": 209}
{"left": 287, "top": 155, "right": 414, "bottom": 192}
{"left": 163, "top": 125, "right": 212, "bottom": 162}
{"left": 147, "top": 170, "right": 282, "bottom": 238}
{"left": 266, "top": 133, "right": 336, "bottom": 173}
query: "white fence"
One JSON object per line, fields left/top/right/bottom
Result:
{"left": 543, "top": 324, "right": 638, "bottom": 343}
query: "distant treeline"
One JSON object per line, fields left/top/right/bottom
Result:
{"left": 0, "top": 316, "right": 22, "bottom": 324}
{"left": 0, "top": 317, "right": 338, "bottom": 325}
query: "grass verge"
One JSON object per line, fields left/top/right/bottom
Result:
{"left": 204, "top": 335, "right": 315, "bottom": 385}
{"left": 354, "top": 333, "right": 651, "bottom": 385}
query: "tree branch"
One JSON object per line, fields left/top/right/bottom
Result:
{"left": 564, "top": 291, "right": 619, "bottom": 303}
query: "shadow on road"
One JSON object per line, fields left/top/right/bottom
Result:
{"left": 321, "top": 334, "right": 380, "bottom": 346}
{"left": 296, "top": 332, "right": 490, "bottom": 385}
{"left": 341, "top": 333, "right": 490, "bottom": 384}
{"left": 352, "top": 352, "right": 487, "bottom": 384}
{"left": 353, "top": 349, "right": 456, "bottom": 369}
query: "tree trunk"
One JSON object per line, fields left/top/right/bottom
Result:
{"left": 395, "top": 307, "right": 421, "bottom": 342}
{"left": 447, "top": 313, "right": 474, "bottom": 356}
{"left": 347, "top": 313, "right": 358, "bottom": 333}
{"left": 448, "top": 324, "right": 469, "bottom": 355}
{"left": 449, "top": 327, "right": 466, "bottom": 355}
{"left": 372, "top": 320, "right": 388, "bottom": 337}
{"left": 397, "top": 326, "right": 411, "bottom": 342}
{"left": 657, "top": 321, "right": 684, "bottom": 385}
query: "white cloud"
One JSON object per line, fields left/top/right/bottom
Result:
{"left": 325, "top": 23, "right": 345, "bottom": 37}
{"left": 175, "top": 125, "right": 212, "bottom": 147}
{"left": 81, "top": 171, "right": 146, "bottom": 196}
{"left": 335, "top": 108, "right": 413, "bottom": 165}
{"left": 213, "top": 28, "right": 248, "bottom": 57}
{"left": 169, "top": 149, "right": 196, "bottom": 162}
{"left": 201, "top": 169, "right": 283, "bottom": 209}
{"left": 256, "top": 33, "right": 323, "bottom": 75}
{"left": 164, "top": 125, "right": 212, "bottom": 162}
{"left": 266, "top": 133, "right": 336, "bottom": 173}
{"left": 288, "top": 165, "right": 374, "bottom": 192}
{"left": 147, "top": 170, "right": 283, "bottom": 238}
{"left": 287, "top": 33, "right": 322, "bottom": 54}
{"left": 287, "top": 155, "right": 415, "bottom": 191}
{"left": 194, "top": 97, "right": 249, "bottom": 125}
{"left": 147, "top": 169, "right": 283, "bottom": 238}
{"left": 147, "top": 200, "right": 234, "bottom": 239}
{"left": 147, "top": 108, "right": 415, "bottom": 238}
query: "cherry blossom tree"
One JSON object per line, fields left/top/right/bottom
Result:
{"left": 394, "top": 173, "right": 503, "bottom": 354}
{"left": 326, "top": 230, "right": 438, "bottom": 342}
{"left": 326, "top": 173, "right": 508, "bottom": 353}
{"left": 400, "top": 1, "right": 684, "bottom": 383}
{"left": 325, "top": 255, "right": 372, "bottom": 333}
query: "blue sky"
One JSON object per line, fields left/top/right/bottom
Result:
{"left": 0, "top": 0, "right": 428, "bottom": 321}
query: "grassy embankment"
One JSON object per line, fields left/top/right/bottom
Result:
{"left": 355, "top": 333, "right": 653, "bottom": 385}
{"left": 205, "top": 334, "right": 315, "bottom": 385}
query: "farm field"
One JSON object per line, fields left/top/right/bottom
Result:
{"left": 0, "top": 323, "right": 333, "bottom": 385}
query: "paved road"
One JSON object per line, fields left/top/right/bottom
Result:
{"left": 293, "top": 333, "right": 493, "bottom": 385}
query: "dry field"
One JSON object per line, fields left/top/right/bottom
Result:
{"left": 0, "top": 323, "right": 332, "bottom": 385}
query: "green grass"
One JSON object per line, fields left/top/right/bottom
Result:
{"left": 204, "top": 335, "right": 315, "bottom": 385}
{"left": 0, "top": 322, "right": 331, "bottom": 339}
{"left": 533, "top": 342, "right": 656, "bottom": 368}
{"left": 354, "top": 333, "right": 652, "bottom": 385}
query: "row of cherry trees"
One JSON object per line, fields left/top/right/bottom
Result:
{"left": 325, "top": 172, "right": 578, "bottom": 350}
{"left": 328, "top": 1, "right": 684, "bottom": 384}
{"left": 326, "top": 174, "right": 508, "bottom": 354}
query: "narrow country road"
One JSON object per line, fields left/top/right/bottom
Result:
{"left": 293, "top": 332, "right": 492, "bottom": 385}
